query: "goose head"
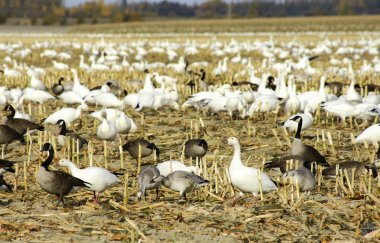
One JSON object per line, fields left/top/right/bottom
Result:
{"left": 198, "top": 139, "right": 208, "bottom": 150}
{"left": 41, "top": 143, "right": 53, "bottom": 153}
{"left": 3, "top": 104, "right": 15, "bottom": 117}
{"left": 58, "top": 159, "right": 71, "bottom": 167}
{"left": 290, "top": 115, "right": 302, "bottom": 122}
{"left": 227, "top": 137, "right": 239, "bottom": 146}
{"left": 147, "top": 143, "right": 160, "bottom": 158}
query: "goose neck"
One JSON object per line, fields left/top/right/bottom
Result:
{"left": 295, "top": 118, "right": 303, "bottom": 139}
{"left": 231, "top": 144, "right": 242, "bottom": 166}
{"left": 41, "top": 148, "right": 54, "bottom": 170}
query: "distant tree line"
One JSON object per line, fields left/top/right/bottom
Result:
{"left": 1, "top": 0, "right": 380, "bottom": 25}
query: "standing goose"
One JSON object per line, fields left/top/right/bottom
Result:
{"left": 290, "top": 116, "right": 329, "bottom": 167}
{"left": 162, "top": 170, "right": 209, "bottom": 202}
{"left": 283, "top": 162, "right": 316, "bottom": 192}
{"left": 355, "top": 123, "right": 380, "bottom": 145}
{"left": 58, "top": 159, "right": 120, "bottom": 203}
{"left": 0, "top": 125, "right": 25, "bottom": 154}
{"left": 322, "top": 161, "right": 378, "bottom": 179}
{"left": 137, "top": 165, "right": 164, "bottom": 201}
{"left": 3, "top": 104, "right": 44, "bottom": 135}
{"left": 56, "top": 120, "right": 87, "bottom": 150}
{"left": 228, "top": 137, "right": 277, "bottom": 196}
{"left": 43, "top": 103, "right": 88, "bottom": 125}
{"left": 96, "top": 111, "right": 117, "bottom": 141}
{"left": 184, "top": 138, "right": 208, "bottom": 159}
{"left": 36, "top": 143, "right": 91, "bottom": 206}
{"left": 123, "top": 138, "right": 160, "bottom": 162}
{"left": 52, "top": 77, "right": 65, "bottom": 95}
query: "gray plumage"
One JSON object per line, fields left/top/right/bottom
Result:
{"left": 283, "top": 166, "right": 316, "bottom": 192}
{"left": 265, "top": 155, "right": 307, "bottom": 173}
{"left": 3, "top": 104, "right": 44, "bottom": 135}
{"left": 36, "top": 143, "right": 91, "bottom": 206}
{"left": 0, "top": 174, "right": 12, "bottom": 191}
{"left": 162, "top": 170, "right": 209, "bottom": 202}
{"left": 184, "top": 138, "right": 208, "bottom": 159}
{"left": 137, "top": 165, "right": 164, "bottom": 201}
{"left": 52, "top": 77, "right": 65, "bottom": 95}
{"left": 0, "top": 124, "right": 25, "bottom": 153}
{"left": 123, "top": 138, "right": 160, "bottom": 160}
{"left": 322, "top": 161, "right": 378, "bottom": 179}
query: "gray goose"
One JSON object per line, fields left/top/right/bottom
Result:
{"left": 56, "top": 119, "right": 87, "bottom": 150}
{"left": 123, "top": 138, "right": 160, "bottom": 162}
{"left": 265, "top": 155, "right": 308, "bottom": 173}
{"left": 184, "top": 138, "right": 208, "bottom": 160}
{"left": 52, "top": 77, "right": 65, "bottom": 95}
{"left": 322, "top": 161, "right": 378, "bottom": 179}
{"left": 0, "top": 124, "right": 25, "bottom": 153}
{"left": 162, "top": 170, "right": 209, "bottom": 202}
{"left": 283, "top": 163, "right": 316, "bottom": 192}
{"left": 137, "top": 165, "right": 164, "bottom": 201}
{"left": 3, "top": 104, "right": 44, "bottom": 135}
{"left": 290, "top": 116, "right": 329, "bottom": 167}
{"left": 36, "top": 143, "right": 91, "bottom": 206}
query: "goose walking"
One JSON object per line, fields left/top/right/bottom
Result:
{"left": 36, "top": 143, "right": 91, "bottom": 206}
{"left": 290, "top": 116, "right": 329, "bottom": 167}
{"left": 228, "top": 137, "right": 277, "bottom": 196}
{"left": 162, "top": 170, "right": 209, "bottom": 202}
{"left": 58, "top": 159, "right": 120, "bottom": 203}
{"left": 137, "top": 165, "right": 164, "bottom": 201}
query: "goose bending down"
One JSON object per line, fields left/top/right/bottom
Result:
{"left": 162, "top": 170, "right": 209, "bottom": 202}
{"left": 355, "top": 124, "right": 380, "bottom": 145}
{"left": 58, "top": 159, "right": 120, "bottom": 203}
{"left": 96, "top": 111, "right": 117, "bottom": 141}
{"left": 322, "top": 161, "right": 378, "bottom": 179}
{"left": 156, "top": 160, "right": 199, "bottom": 176}
{"left": 56, "top": 120, "right": 87, "bottom": 150}
{"left": 184, "top": 139, "right": 208, "bottom": 159}
{"left": 43, "top": 103, "right": 88, "bottom": 125}
{"left": 283, "top": 164, "right": 316, "bottom": 192}
{"left": 3, "top": 104, "right": 44, "bottom": 135}
{"left": 36, "top": 143, "right": 91, "bottom": 206}
{"left": 122, "top": 138, "right": 160, "bottom": 162}
{"left": 137, "top": 165, "right": 164, "bottom": 201}
{"left": 290, "top": 116, "right": 329, "bottom": 167}
{"left": 228, "top": 137, "right": 277, "bottom": 196}
{"left": 0, "top": 125, "right": 25, "bottom": 154}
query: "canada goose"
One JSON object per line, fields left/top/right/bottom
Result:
{"left": 58, "top": 159, "right": 120, "bottom": 203}
{"left": 0, "top": 174, "right": 12, "bottom": 191}
{"left": 325, "top": 81, "right": 343, "bottom": 95}
{"left": 0, "top": 125, "right": 25, "bottom": 154}
{"left": 52, "top": 77, "right": 65, "bottom": 95}
{"left": 3, "top": 104, "right": 44, "bottom": 135}
{"left": 56, "top": 120, "right": 87, "bottom": 150}
{"left": 264, "top": 155, "right": 307, "bottom": 173}
{"left": 162, "top": 170, "right": 209, "bottom": 202}
{"left": 283, "top": 165, "right": 316, "bottom": 192}
{"left": 122, "top": 138, "right": 160, "bottom": 161}
{"left": 281, "top": 104, "right": 314, "bottom": 132}
{"left": 184, "top": 139, "right": 208, "bottom": 159}
{"left": 36, "top": 143, "right": 91, "bottom": 206}
{"left": 156, "top": 160, "right": 199, "bottom": 177}
{"left": 290, "top": 116, "right": 329, "bottom": 167}
{"left": 322, "top": 161, "right": 378, "bottom": 179}
{"left": 137, "top": 165, "right": 164, "bottom": 201}
{"left": 228, "top": 137, "right": 277, "bottom": 196}
{"left": 0, "top": 159, "right": 15, "bottom": 174}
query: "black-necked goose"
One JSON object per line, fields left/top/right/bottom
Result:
{"left": 52, "top": 77, "right": 65, "bottom": 95}
{"left": 290, "top": 116, "right": 329, "bottom": 167}
{"left": 137, "top": 165, "right": 164, "bottom": 201}
{"left": 56, "top": 119, "right": 87, "bottom": 150}
{"left": 123, "top": 138, "right": 160, "bottom": 161}
{"left": 184, "top": 138, "right": 208, "bottom": 159}
{"left": 283, "top": 162, "right": 316, "bottom": 192}
{"left": 36, "top": 143, "right": 91, "bottom": 206}
{"left": 322, "top": 161, "right": 378, "bottom": 179}
{"left": 0, "top": 125, "right": 25, "bottom": 153}
{"left": 3, "top": 104, "right": 44, "bottom": 135}
{"left": 162, "top": 170, "right": 209, "bottom": 202}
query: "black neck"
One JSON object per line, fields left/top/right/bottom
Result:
{"left": 295, "top": 117, "right": 303, "bottom": 139}
{"left": 7, "top": 106, "right": 15, "bottom": 119}
{"left": 59, "top": 122, "right": 67, "bottom": 135}
{"left": 41, "top": 148, "right": 54, "bottom": 170}
{"left": 201, "top": 71, "right": 206, "bottom": 81}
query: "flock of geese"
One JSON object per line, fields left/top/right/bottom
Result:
{"left": 0, "top": 37, "right": 380, "bottom": 207}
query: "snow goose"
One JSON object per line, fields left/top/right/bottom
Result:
{"left": 225, "top": 96, "right": 247, "bottom": 119}
{"left": 322, "top": 161, "right": 378, "bottom": 179}
{"left": 56, "top": 120, "right": 87, "bottom": 150}
{"left": 285, "top": 79, "right": 300, "bottom": 114}
{"left": 282, "top": 104, "right": 313, "bottom": 132}
{"left": 290, "top": 116, "right": 329, "bottom": 167}
{"left": 87, "top": 92, "right": 125, "bottom": 108}
{"left": 184, "top": 139, "right": 208, "bottom": 160}
{"left": 115, "top": 112, "right": 132, "bottom": 134}
{"left": 19, "top": 89, "right": 55, "bottom": 104}
{"left": 59, "top": 159, "right": 120, "bottom": 203}
{"left": 283, "top": 164, "right": 316, "bottom": 192}
{"left": 297, "top": 76, "right": 327, "bottom": 111}
{"left": 58, "top": 91, "right": 85, "bottom": 105}
{"left": 156, "top": 160, "right": 199, "bottom": 177}
{"left": 36, "top": 143, "right": 90, "bottom": 206}
{"left": 96, "top": 111, "right": 117, "bottom": 141}
{"left": 71, "top": 69, "right": 90, "bottom": 98}
{"left": 137, "top": 165, "right": 164, "bottom": 201}
{"left": 43, "top": 103, "right": 88, "bottom": 125}
{"left": 122, "top": 138, "right": 160, "bottom": 162}
{"left": 228, "top": 137, "right": 277, "bottom": 196}
{"left": 321, "top": 100, "right": 361, "bottom": 123}
{"left": 355, "top": 124, "right": 380, "bottom": 144}
{"left": 3, "top": 104, "right": 44, "bottom": 135}
{"left": 161, "top": 170, "right": 209, "bottom": 202}
{"left": 53, "top": 60, "right": 69, "bottom": 70}
{"left": 28, "top": 70, "right": 45, "bottom": 90}
{"left": 52, "top": 77, "right": 65, "bottom": 95}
